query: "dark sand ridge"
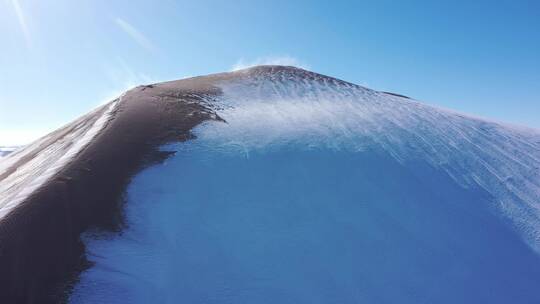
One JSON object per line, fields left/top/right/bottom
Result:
{"left": 0, "top": 80, "right": 222, "bottom": 303}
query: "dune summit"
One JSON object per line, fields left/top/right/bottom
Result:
{"left": 1, "top": 66, "right": 540, "bottom": 303}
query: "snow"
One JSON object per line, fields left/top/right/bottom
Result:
{"left": 204, "top": 67, "right": 540, "bottom": 251}
{"left": 0, "top": 100, "right": 118, "bottom": 220}
{"left": 0, "top": 147, "right": 18, "bottom": 159}
{"left": 70, "top": 67, "right": 540, "bottom": 303}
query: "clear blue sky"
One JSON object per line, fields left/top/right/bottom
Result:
{"left": 1, "top": 0, "right": 539, "bottom": 145}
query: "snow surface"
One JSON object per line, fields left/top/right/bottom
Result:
{"left": 0, "top": 100, "right": 117, "bottom": 220}
{"left": 206, "top": 68, "right": 540, "bottom": 251}
{"left": 70, "top": 67, "right": 540, "bottom": 303}
{"left": 0, "top": 147, "right": 18, "bottom": 159}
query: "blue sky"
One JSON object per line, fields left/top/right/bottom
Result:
{"left": 1, "top": 0, "right": 539, "bottom": 145}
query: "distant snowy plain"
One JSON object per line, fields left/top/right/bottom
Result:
{"left": 0, "top": 147, "right": 17, "bottom": 159}
{"left": 71, "top": 68, "right": 540, "bottom": 303}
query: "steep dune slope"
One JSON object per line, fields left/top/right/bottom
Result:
{"left": 0, "top": 82, "right": 217, "bottom": 303}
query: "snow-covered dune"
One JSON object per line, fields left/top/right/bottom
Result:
{"left": 2, "top": 66, "right": 540, "bottom": 303}
{"left": 71, "top": 66, "right": 540, "bottom": 304}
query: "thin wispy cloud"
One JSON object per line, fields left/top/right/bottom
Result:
{"left": 115, "top": 18, "right": 157, "bottom": 53}
{"left": 231, "top": 56, "right": 308, "bottom": 71}
{"left": 10, "top": 0, "right": 31, "bottom": 47}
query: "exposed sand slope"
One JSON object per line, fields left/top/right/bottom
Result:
{"left": 0, "top": 81, "right": 218, "bottom": 303}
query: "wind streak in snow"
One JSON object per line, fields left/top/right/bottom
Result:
{"left": 0, "top": 101, "right": 118, "bottom": 220}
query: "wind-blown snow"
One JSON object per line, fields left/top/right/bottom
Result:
{"left": 200, "top": 67, "right": 540, "bottom": 251}
{"left": 0, "top": 100, "right": 117, "bottom": 220}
